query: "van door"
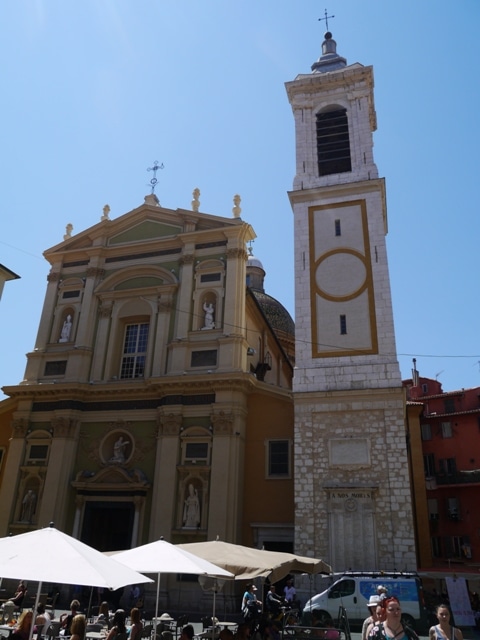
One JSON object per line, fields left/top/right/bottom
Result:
{"left": 327, "top": 579, "right": 358, "bottom": 622}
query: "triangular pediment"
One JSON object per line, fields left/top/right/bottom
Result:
{"left": 43, "top": 200, "right": 247, "bottom": 264}
{"left": 109, "top": 219, "right": 182, "bottom": 245}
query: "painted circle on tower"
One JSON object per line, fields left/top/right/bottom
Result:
{"left": 315, "top": 249, "right": 367, "bottom": 299}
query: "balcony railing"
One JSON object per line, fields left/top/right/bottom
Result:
{"left": 435, "top": 469, "right": 480, "bottom": 485}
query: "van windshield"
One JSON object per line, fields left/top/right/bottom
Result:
{"left": 329, "top": 579, "right": 355, "bottom": 599}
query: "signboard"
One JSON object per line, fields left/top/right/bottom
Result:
{"left": 445, "top": 576, "right": 475, "bottom": 626}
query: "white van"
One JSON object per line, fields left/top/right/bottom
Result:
{"left": 302, "top": 572, "right": 428, "bottom": 631}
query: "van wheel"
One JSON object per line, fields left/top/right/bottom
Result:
{"left": 402, "top": 614, "right": 415, "bottom": 631}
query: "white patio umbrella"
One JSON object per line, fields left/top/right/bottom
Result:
{"left": 112, "top": 538, "right": 234, "bottom": 632}
{"left": 0, "top": 524, "right": 153, "bottom": 640}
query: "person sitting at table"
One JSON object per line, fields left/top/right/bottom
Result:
{"left": 35, "top": 603, "right": 52, "bottom": 638}
{"left": 60, "top": 599, "right": 81, "bottom": 635}
{"left": 129, "top": 608, "right": 143, "bottom": 640}
{"left": 96, "top": 601, "right": 111, "bottom": 627}
{"left": 70, "top": 615, "right": 86, "bottom": 640}
{"left": 11, "top": 581, "right": 27, "bottom": 609}
{"left": 11, "top": 610, "right": 34, "bottom": 640}
{"left": 106, "top": 610, "right": 127, "bottom": 640}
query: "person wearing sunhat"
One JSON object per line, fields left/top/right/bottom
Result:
{"left": 362, "top": 596, "right": 381, "bottom": 640}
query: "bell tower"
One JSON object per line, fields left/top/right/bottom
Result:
{"left": 286, "top": 31, "right": 416, "bottom": 570}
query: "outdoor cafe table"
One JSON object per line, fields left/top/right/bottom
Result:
{"left": 217, "top": 623, "right": 237, "bottom": 630}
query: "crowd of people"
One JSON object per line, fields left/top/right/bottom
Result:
{"left": 0, "top": 576, "right": 472, "bottom": 640}
{"left": 5, "top": 597, "right": 144, "bottom": 640}
{"left": 360, "top": 585, "right": 464, "bottom": 640}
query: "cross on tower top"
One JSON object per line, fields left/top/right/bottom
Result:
{"left": 318, "top": 8, "right": 335, "bottom": 32}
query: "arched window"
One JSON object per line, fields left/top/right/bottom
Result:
{"left": 316, "top": 107, "right": 351, "bottom": 176}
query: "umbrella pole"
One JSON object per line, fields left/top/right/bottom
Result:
{"left": 154, "top": 572, "right": 161, "bottom": 636}
{"left": 28, "top": 581, "right": 42, "bottom": 640}
{"left": 87, "top": 586, "right": 94, "bottom": 621}
{"left": 211, "top": 585, "right": 216, "bottom": 640}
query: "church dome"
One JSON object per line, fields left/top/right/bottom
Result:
{"left": 247, "top": 254, "right": 264, "bottom": 270}
{"left": 251, "top": 290, "right": 295, "bottom": 337}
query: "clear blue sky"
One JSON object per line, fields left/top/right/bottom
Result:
{"left": 1, "top": 0, "right": 479, "bottom": 399}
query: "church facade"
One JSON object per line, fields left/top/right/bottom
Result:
{"left": 286, "top": 32, "right": 416, "bottom": 570}
{"left": 0, "top": 192, "right": 295, "bottom": 568}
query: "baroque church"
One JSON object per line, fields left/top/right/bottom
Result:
{"left": 0, "top": 28, "right": 418, "bottom": 586}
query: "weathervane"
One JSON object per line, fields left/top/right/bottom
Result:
{"left": 318, "top": 8, "right": 335, "bottom": 32}
{"left": 147, "top": 160, "right": 164, "bottom": 194}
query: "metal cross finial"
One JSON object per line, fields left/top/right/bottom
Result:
{"left": 318, "top": 8, "right": 335, "bottom": 32}
{"left": 147, "top": 160, "right": 164, "bottom": 194}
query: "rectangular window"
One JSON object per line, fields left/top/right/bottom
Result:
{"left": 427, "top": 498, "right": 439, "bottom": 520}
{"left": 424, "top": 453, "right": 435, "bottom": 477}
{"left": 200, "top": 273, "right": 221, "bottom": 283}
{"left": 421, "top": 424, "right": 432, "bottom": 441}
{"left": 422, "top": 383, "right": 429, "bottom": 394}
{"left": 447, "top": 497, "right": 460, "bottom": 520}
{"left": 444, "top": 397, "right": 456, "bottom": 413}
{"left": 268, "top": 440, "right": 290, "bottom": 477}
{"left": 441, "top": 422, "right": 452, "bottom": 438}
{"left": 461, "top": 537, "right": 472, "bottom": 558}
{"left": 334, "top": 219, "right": 341, "bottom": 236}
{"left": 120, "top": 323, "right": 149, "bottom": 379}
{"left": 26, "top": 443, "right": 49, "bottom": 465}
{"left": 445, "top": 536, "right": 462, "bottom": 558}
{"left": 62, "top": 290, "right": 80, "bottom": 299}
{"left": 184, "top": 442, "right": 209, "bottom": 465}
{"left": 340, "top": 315, "right": 347, "bottom": 335}
{"left": 443, "top": 458, "right": 457, "bottom": 475}
{"left": 431, "top": 537, "right": 442, "bottom": 558}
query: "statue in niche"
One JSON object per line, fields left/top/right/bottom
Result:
{"left": 20, "top": 489, "right": 37, "bottom": 523}
{"left": 59, "top": 314, "right": 73, "bottom": 342}
{"left": 183, "top": 483, "right": 201, "bottom": 528}
{"left": 202, "top": 301, "right": 215, "bottom": 329}
{"left": 109, "top": 435, "right": 129, "bottom": 463}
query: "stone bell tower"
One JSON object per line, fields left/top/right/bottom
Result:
{"left": 286, "top": 31, "right": 416, "bottom": 570}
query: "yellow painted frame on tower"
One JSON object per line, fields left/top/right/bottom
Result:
{"left": 309, "top": 199, "right": 379, "bottom": 358}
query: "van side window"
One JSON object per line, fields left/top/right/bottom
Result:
{"left": 328, "top": 579, "right": 355, "bottom": 599}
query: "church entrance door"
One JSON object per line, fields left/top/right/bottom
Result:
{"left": 81, "top": 501, "right": 134, "bottom": 551}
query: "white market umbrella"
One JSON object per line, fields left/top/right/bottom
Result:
{"left": 0, "top": 524, "right": 153, "bottom": 640}
{"left": 112, "top": 538, "right": 234, "bottom": 631}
